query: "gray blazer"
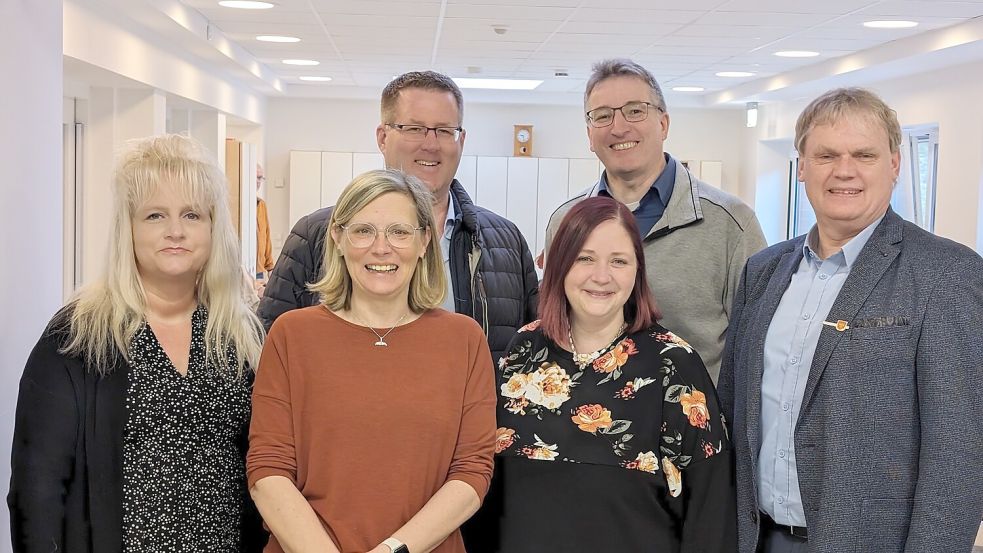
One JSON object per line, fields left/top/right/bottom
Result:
{"left": 718, "top": 209, "right": 983, "bottom": 553}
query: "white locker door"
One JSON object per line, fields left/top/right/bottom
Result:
{"left": 352, "top": 152, "right": 385, "bottom": 177}
{"left": 568, "top": 158, "right": 601, "bottom": 198}
{"left": 536, "top": 158, "right": 570, "bottom": 257}
{"left": 455, "top": 155, "right": 478, "bottom": 201}
{"left": 288, "top": 151, "right": 322, "bottom": 231}
{"left": 476, "top": 156, "right": 508, "bottom": 217}
{"left": 320, "top": 152, "right": 355, "bottom": 208}
{"left": 506, "top": 157, "right": 538, "bottom": 255}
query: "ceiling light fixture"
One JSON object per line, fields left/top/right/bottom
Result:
{"left": 672, "top": 86, "right": 705, "bottom": 92}
{"left": 257, "top": 35, "right": 300, "bottom": 43}
{"left": 863, "top": 20, "right": 918, "bottom": 29}
{"left": 299, "top": 76, "right": 332, "bottom": 82}
{"left": 716, "top": 71, "right": 755, "bottom": 77}
{"left": 774, "top": 50, "right": 820, "bottom": 58}
{"left": 452, "top": 78, "right": 542, "bottom": 90}
{"left": 282, "top": 59, "right": 319, "bottom": 66}
{"left": 218, "top": 1, "right": 274, "bottom": 9}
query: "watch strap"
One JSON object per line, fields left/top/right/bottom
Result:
{"left": 382, "top": 537, "right": 409, "bottom": 553}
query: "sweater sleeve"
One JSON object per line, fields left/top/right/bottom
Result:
{"left": 246, "top": 323, "right": 298, "bottom": 489}
{"left": 446, "top": 325, "right": 497, "bottom": 501}
{"left": 7, "top": 330, "right": 79, "bottom": 553}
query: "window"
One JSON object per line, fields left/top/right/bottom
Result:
{"left": 786, "top": 125, "right": 939, "bottom": 239}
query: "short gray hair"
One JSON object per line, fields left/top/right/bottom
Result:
{"left": 584, "top": 59, "right": 667, "bottom": 113}
{"left": 795, "top": 87, "right": 902, "bottom": 155}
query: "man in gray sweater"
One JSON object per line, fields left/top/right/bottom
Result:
{"left": 545, "top": 58, "right": 766, "bottom": 383}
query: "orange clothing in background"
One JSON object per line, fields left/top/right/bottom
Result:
{"left": 256, "top": 198, "right": 274, "bottom": 273}
{"left": 247, "top": 306, "right": 496, "bottom": 553}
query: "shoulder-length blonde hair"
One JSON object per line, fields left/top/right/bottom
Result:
{"left": 309, "top": 169, "right": 445, "bottom": 312}
{"left": 60, "top": 134, "right": 264, "bottom": 375}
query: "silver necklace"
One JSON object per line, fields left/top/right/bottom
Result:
{"left": 354, "top": 313, "right": 407, "bottom": 346}
{"left": 569, "top": 323, "right": 628, "bottom": 369}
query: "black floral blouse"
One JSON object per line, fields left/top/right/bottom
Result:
{"left": 122, "top": 306, "right": 253, "bottom": 552}
{"left": 495, "top": 320, "right": 736, "bottom": 552}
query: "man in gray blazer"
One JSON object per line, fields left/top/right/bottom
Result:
{"left": 718, "top": 87, "right": 983, "bottom": 553}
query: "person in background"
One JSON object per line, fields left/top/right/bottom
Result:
{"left": 497, "top": 196, "right": 736, "bottom": 552}
{"left": 718, "top": 87, "right": 983, "bottom": 553}
{"left": 8, "top": 134, "right": 267, "bottom": 552}
{"left": 255, "top": 164, "right": 274, "bottom": 296}
{"left": 545, "top": 58, "right": 767, "bottom": 384}
{"left": 248, "top": 169, "right": 496, "bottom": 553}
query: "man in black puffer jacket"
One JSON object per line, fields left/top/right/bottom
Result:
{"left": 259, "top": 71, "right": 538, "bottom": 366}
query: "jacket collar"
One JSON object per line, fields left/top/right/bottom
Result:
{"left": 449, "top": 179, "right": 480, "bottom": 237}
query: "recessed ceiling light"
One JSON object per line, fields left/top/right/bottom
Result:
{"left": 716, "top": 71, "right": 755, "bottom": 78}
{"left": 452, "top": 78, "right": 542, "bottom": 90}
{"left": 257, "top": 35, "right": 300, "bottom": 43}
{"left": 863, "top": 20, "right": 918, "bottom": 29}
{"left": 218, "top": 1, "right": 274, "bottom": 9}
{"left": 299, "top": 76, "right": 332, "bottom": 82}
{"left": 672, "top": 86, "right": 705, "bottom": 92}
{"left": 282, "top": 59, "right": 319, "bottom": 66}
{"left": 774, "top": 50, "right": 820, "bottom": 58}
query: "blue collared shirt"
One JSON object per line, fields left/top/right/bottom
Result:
{"left": 439, "top": 192, "right": 459, "bottom": 312}
{"left": 758, "top": 214, "right": 885, "bottom": 526}
{"left": 598, "top": 153, "right": 676, "bottom": 237}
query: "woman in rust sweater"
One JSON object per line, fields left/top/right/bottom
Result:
{"left": 247, "top": 169, "right": 496, "bottom": 553}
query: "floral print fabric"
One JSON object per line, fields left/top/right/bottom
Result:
{"left": 496, "top": 322, "right": 730, "bottom": 500}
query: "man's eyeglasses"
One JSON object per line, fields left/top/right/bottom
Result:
{"left": 585, "top": 101, "right": 663, "bottom": 128}
{"left": 386, "top": 123, "right": 463, "bottom": 143}
{"left": 338, "top": 222, "right": 424, "bottom": 249}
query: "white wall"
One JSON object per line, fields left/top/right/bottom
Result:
{"left": 0, "top": 1, "right": 63, "bottom": 550}
{"left": 264, "top": 97, "right": 747, "bottom": 256}
{"left": 748, "top": 58, "right": 983, "bottom": 250}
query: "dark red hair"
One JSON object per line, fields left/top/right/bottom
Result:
{"left": 539, "top": 196, "right": 661, "bottom": 345}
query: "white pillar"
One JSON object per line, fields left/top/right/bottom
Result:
{"left": 190, "top": 109, "right": 228, "bottom": 172}
{"left": 0, "top": 0, "right": 62, "bottom": 550}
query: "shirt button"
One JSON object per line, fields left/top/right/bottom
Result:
{"left": 819, "top": 274, "right": 829, "bottom": 280}
{"left": 778, "top": 496, "right": 785, "bottom": 504}
{"left": 790, "top": 357, "right": 798, "bottom": 364}
{"left": 779, "top": 449, "right": 786, "bottom": 459}
{"left": 782, "top": 402, "right": 791, "bottom": 411}
{"left": 801, "top": 313, "right": 810, "bottom": 320}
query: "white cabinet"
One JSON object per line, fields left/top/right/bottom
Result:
{"left": 352, "top": 152, "right": 384, "bottom": 177}
{"left": 455, "top": 155, "right": 477, "bottom": 201}
{"left": 476, "top": 156, "right": 508, "bottom": 218}
{"left": 536, "top": 159, "right": 570, "bottom": 256}
{"left": 568, "top": 158, "right": 601, "bottom": 198}
{"left": 506, "top": 157, "right": 539, "bottom": 253}
{"left": 288, "top": 151, "right": 322, "bottom": 231}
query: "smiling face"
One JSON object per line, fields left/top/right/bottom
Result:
{"left": 563, "top": 219, "right": 637, "bottom": 328}
{"left": 377, "top": 88, "right": 466, "bottom": 201}
{"left": 332, "top": 192, "right": 431, "bottom": 307}
{"left": 799, "top": 114, "right": 900, "bottom": 242}
{"left": 586, "top": 75, "right": 669, "bottom": 186}
{"left": 132, "top": 183, "right": 212, "bottom": 286}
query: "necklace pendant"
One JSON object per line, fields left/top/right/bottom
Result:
{"left": 374, "top": 340, "right": 388, "bottom": 347}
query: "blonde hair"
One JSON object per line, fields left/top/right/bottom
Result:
{"left": 310, "top": 169, "right": 446, "bottom": 312}
{"left": 60, "top": 134, "right": 264, "bottom": 375}
{"left": 795, "top": 87, "right": 902, "bottom": 155}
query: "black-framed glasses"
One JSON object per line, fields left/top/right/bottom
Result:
{"left": 339, "top": 222, "right": 424, "bottom": 249}
{"left": 585, "top": 101, "right": 663, "bottom": 128}
{"left": 386, "top": 123, "right": 463, "bottom": 143}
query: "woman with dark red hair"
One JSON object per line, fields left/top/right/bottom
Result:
{"left": 495, "top": 196, "right": 736, "bottom": 552}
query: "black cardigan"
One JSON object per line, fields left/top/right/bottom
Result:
{"left": 7, "top": 318, "right": 267, "bottom": 552}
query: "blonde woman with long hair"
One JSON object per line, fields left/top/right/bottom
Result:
{"left": 8, "top": 134, "right": 267, "bottom": 552}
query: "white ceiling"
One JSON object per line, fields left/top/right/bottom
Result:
{"left": 166, "top": 0, "right": 983, "bottom": 105}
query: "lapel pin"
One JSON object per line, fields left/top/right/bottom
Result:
{"left": 822, "top": 320, "right": 850, "bottom": 332}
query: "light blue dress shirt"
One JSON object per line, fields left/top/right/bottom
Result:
{"left": 439, "top": 192, "right": 458, "bottom": 313}
{"left": 758, "top": 214, "right": 884, "bottom": 526}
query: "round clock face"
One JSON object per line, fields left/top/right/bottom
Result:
{"left": 516, "top": 129, "right": 530, "bottom": 143}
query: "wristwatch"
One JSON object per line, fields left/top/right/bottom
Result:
{"left": 382, "top": 537, "right": 409, "bottom": 553}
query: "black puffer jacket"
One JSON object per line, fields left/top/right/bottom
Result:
{"left": 257, "top": 180, "right": 539, "bottom": 362}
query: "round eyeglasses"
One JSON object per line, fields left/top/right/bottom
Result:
{"left": 339, "top": 222, "right": 424, "bottom": 249}
{"left": 386, "top": 123, "right": 463, "bottom": 143}
{"left": 585, "top": 101, "right": 663, "bottom": 128}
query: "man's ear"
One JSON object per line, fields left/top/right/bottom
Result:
{"left": 376, "top": 124, "right": 388, "bottom": 154}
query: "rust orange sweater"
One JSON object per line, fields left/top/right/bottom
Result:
{"left": 247, "top": 306, "right": 496, "bottom": 553}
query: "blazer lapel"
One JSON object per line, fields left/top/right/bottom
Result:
{"left": 746, "top": 246, "right": 804, "bottom": 457}
{"left": 799, "top": 212, "right": 903, "bottom": 416}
